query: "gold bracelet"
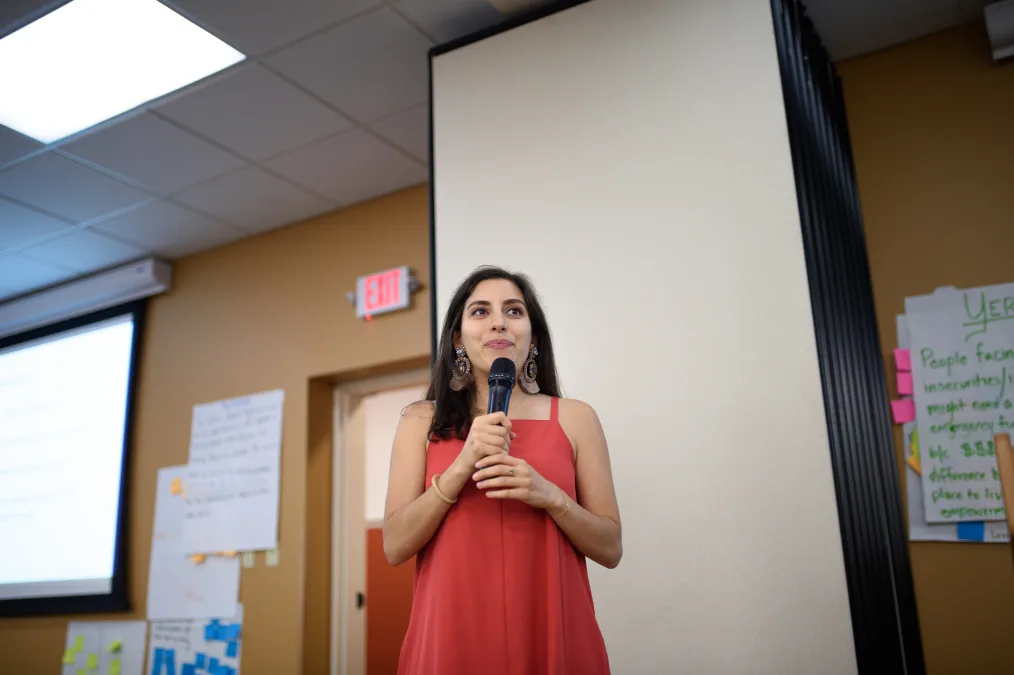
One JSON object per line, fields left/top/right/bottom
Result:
{"left": 431, "top": 473, "right": 457, "bottom": 504}
{"left": 552, "top": 494, "right": 571, "bottom": 519}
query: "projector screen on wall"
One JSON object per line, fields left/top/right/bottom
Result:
{"left": 0, "top": 301, "right": 144, "bottom": 616}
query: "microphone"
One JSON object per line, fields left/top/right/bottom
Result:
{"left": 487, "top": 357, "right": 516, "bottom": 416}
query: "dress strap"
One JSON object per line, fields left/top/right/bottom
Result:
{"left": 550, "top": 396, "right": 559, "bottom": 421}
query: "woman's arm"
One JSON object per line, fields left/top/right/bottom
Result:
{"left": 550, "top": 399, "right": 622, "bottom": 568}
{"left": 381, "top": 403, "right": 468, "bottom": 566}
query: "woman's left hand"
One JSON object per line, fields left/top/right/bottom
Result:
{"left": 473, "top": 453, "right": 564, "bottom": 510}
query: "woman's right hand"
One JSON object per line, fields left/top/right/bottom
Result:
{"left": 454, "top": 412, "right": 516, "bottom": 471}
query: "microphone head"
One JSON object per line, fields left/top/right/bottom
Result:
{"left": 488, "top": 357, "right": 516, "bottom": 386}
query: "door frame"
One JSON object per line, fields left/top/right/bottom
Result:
{"left": 331, "top": 367, "right": 430, "bottom": 675}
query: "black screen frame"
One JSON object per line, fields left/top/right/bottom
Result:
{"left": 0, "top": 298, "right": 147, "bottom": 617}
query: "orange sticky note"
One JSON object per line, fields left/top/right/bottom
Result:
{"left": 891, "top": 398, "right": 916, "bottom": 424}
{"left": 897, "top": 372, "right": 914, "bottom": 395}
{"left": 219, "top": 550, "right": 237, "bottom": 557}
{"left": 170, "top": 478, "right": 182, "bottom": 495}
{"left": 907, "top": 454, "right": 921, "bottom": 475}
{"left": 894, "top": 348, "right": 912, "bottom": 371}
{"left": 190, "top": 554, "right": 206, "bottom": 564}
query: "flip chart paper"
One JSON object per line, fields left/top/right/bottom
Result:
{"left": 62, "top": 621, "right": 145, "bottom": 675}
{"left": 147, "top": 466, "right": 240, "bottom": 620}
{"left": 183, "top": 390, "right": 284, "bottom": 554}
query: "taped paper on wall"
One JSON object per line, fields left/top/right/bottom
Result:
{"left": 183, "top": 389, "right": 284, "bottom": 554}
{"left": 62, "top": 621, "right": 146, "bottom": 675}
{"left": 148, "top": 604, "right": 243, "bottom": 675}
{"left": 147, "top": 466, "right": 240, "bottom": 620}
{"left": 898, "top": 317, "right": 1011, "bottom": 544}
{"left": 904, "top": 283, "right": 1014, "bottom": 523}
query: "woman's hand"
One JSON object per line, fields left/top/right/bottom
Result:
{"left": 451, "top": 412, "right": 517, "bottom": 474}
{"left": 472, "top": 453, "right": 565, "bottom": 511}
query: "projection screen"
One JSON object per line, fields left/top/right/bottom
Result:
{"left": 430, "top": 1, "right": 858, "bottom": 673}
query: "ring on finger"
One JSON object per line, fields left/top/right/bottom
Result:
{"left": 508, "top": 468, "right": 514, "bottom": 475}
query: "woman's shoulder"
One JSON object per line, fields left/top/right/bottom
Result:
{"left": 556, "top": 396, "right": 599, "bottom": 422}
{"left": 399, "top": 399, "right": 435, "bottom": 424}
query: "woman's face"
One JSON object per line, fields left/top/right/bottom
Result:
{"left": 456, "top": 278, "right": 534, "bottom": 378}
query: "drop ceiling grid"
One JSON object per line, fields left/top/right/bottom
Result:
{"left": 0, "top": 0, "right": 509, "bottom": 302}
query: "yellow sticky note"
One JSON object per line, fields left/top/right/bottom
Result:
{"left": 190, "top": 554, "right": 206, "bottom": 564}
{"left": 109, "top": 658, "right": 122, "bottom": 675}
{"left": 62, "top": 649, "right": 76, "bottom": 665}
{"left": 77, "top": 670, "right": 86, "bottom": 675}
{"left": 106, "top": 639, "right": 123, "bottom": 653}
{"left": 170, "top": 478, "right": 182, "bottom": 495}
{"left": 86, "top": 653, "right": 99, "bottom": 670}
{"left": 911, "top": 429, "right": 920, "bottom": 460}
{"left": 74, "top": 636, "right": 85, "bottom": 650}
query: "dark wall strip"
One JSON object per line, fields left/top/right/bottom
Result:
{"left": 768, "top": 1, "right": 925, "bottom": 673}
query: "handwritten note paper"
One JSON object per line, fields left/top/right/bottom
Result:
{"left": 148, "top": 605, "right": 243, "bottom": 675}
{"left": 906, "top": 283, "right": 1014, "bottom": 523}
{"left": 183, "top": 390, "right": 284, "bottom": 554}
{"left": 62, "top": 621, "right": 146, "bottom": 675}
{"left": 148, "top": 466, "right": 240, "bottom": 620}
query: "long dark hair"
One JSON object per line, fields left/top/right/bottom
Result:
{"left": 425, "top": 265, "right": 562, "bottom": 441}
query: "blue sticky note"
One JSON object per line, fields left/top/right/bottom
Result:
{"left": 224, "top": 624, "right": 240, "bottom": 640}
{"left": 226, "top": 641, "right": 238, "bottom": 658}
{"left": 182, "top": 665, "right": 195, "bottom": 675}
{"left": 208, "top": 657, "right": 220, "bottom": 674}
{"left": 957, "top": 522, "right": 985, "bottom": 541}
{"left": 195, "top": 653, "right": 207, "bottom": 669}
{"left": 203, "top": 620, "right": 221, "bottom": 642}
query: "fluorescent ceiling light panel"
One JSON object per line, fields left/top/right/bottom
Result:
{"left": 0, "top": 0, "right": 245, "bottom": 144}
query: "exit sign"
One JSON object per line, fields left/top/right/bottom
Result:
{"left": 352, "top": 266, "right": 414, "bottom": 318}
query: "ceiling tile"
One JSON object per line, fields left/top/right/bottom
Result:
{"left": 165, "top": 0, "right": 383, "bottom": 56}
{"left": 0, "top": 252, "right": 77, "bottom": 295}
{"left": 91, "top": 200, "right": 247, "bottom": 258}
{"left": 155, "top": 63, "right": 354, "bottom": 161}
{"left": 369, "top": 105, "right": 428, "bottom": 161}
{"left": 61, "top": 113, "right": 246, "bottom": 194}
{"left": 21, "top": 229, "right": 149, "bottom": 272}
{"left": 265, "top": 129, "right": 426, "bottom": 205}
{"left": 265, "top": 8, "right": 433, "bottom": 123}
{"left": 0, "top": 152, "right": 151, "bottom": 222}
{"left": 174, "top": 166, "right": 334, "bottom": 232}
{"left": 0, "top": 197, "right": 74, "bottom": 250}
{"left": 394, "top": 0, "right": 503, "bottom": 44}
{"left": 0, "top": 125, "right": 43, "bottom": 169}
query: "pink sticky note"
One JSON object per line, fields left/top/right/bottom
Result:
{"left": 890, "top": 398, "right": 915, "bottom": 424}
{"left": 897, "top": 372, "right": 914, "bottom": 395}
{"left": 894, "top": 348, "right": 911, "bottom": 371}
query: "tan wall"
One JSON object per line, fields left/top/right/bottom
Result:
{"left": 0, "top": 185, "right": 431, "bottom": 675}
{"left": 839, "top": 21, "right": 1014, "bottom": 675}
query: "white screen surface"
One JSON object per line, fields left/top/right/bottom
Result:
{"left": 431, "top": 1, "right": 858, "bottom": 673}
{"left": 0, "top": 313, "right": 134, "bottom": 601}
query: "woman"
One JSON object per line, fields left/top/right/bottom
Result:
{"left": 383, "top": 265, "right": 621, "bottom": 675}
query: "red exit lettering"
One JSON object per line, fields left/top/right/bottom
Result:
{"left": 363, "top": 268, "right": 402, "bottom": 312}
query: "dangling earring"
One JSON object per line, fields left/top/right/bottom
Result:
{"left": 449, "top": 345, "right": 473, "bottom": 391}
{"left": 520, "top": 345, "right": 539, "bottom": 394}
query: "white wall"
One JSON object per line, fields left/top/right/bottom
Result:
{"left": 363, "top": 385, "right": 427, "bottom": 527}
{"left": 431, "top": 0, "right": 858, "bottom": 673}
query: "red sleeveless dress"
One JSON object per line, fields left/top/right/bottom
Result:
{"left": 397, "top": 397, "right": 611, "bottom": 675}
